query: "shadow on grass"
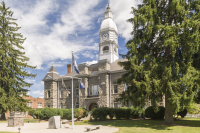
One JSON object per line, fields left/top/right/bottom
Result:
{"left": 77, "top": 118, "right": 200, "bottom": 131}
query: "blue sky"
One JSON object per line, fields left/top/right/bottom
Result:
{"left": 4, "top": 0, "right": 140, "bottom": 98}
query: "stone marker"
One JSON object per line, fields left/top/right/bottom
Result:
{"left": 8, "top": 111, "right": 24, "bottom": 127}
{"left": 48, "top": 116, "right": 61, "bottom": 129}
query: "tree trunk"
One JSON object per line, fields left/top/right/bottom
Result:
{"left": 164, "top": 92, "right": 174, "bottom": 124}
{"left": 0, "top": 113, "right": 6, "bottom": 120}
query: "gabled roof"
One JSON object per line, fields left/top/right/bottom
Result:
{"left": 43, "top": 65, "right": 60, "bottom": 81}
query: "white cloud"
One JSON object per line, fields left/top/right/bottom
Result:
{"left": 85, "top": 60, "right": 98, "bottom": 65}
{"left": 110, "top": 0, "right": 139, "bottom": 41}
{"left": 32, "top": 90, "right": 44, "bottom": 96}
{"left": 5, "top": 0, "right": 101, "bottom": 69}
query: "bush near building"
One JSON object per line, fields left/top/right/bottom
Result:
{"left": 28, "top": 107, "right": 88, "bottom": 120}
{"left": 91, "top": 107, "right": 145, "bottom": 121}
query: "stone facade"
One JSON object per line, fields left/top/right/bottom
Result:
{"left": 8, "top": 111, "right": 24, "bottom": 127}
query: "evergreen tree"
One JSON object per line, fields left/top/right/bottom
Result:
{"left": 0, "top": 1, "right": 36, "bottom": 120}
{"left": 118, "top": 0, "right": 200, "bottom": 124}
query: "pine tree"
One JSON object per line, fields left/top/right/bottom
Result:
{"left": 118, "top": 0, "right": 200, "bottom": 124}
{"left": 0, "top": 1, "right": 36, "bottom": 120}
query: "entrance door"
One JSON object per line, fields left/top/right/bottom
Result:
{"left": 89, "top": 103, "right": 98, "bottom": 111}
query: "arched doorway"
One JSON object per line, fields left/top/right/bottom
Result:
{"left": 88, "top": 103, "right": 98, "bottom": 111}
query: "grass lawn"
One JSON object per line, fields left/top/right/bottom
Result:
{"left": 72, "top": 117, "right": 200, "bottom": 133}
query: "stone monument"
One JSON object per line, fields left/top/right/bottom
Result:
{"left": 48, "top": 116, "right": 61, "bottom": 129}
{"left": 8, "top": 107, "right": 24, "bottom": 127}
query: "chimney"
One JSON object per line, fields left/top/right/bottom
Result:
{"left": 67, "top": 64, "right": 72, "bottom": 74}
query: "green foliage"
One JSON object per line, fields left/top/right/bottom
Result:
{"left": 29, "top": 108, "right": 86, "bottom": 120}
{"left": 91, "top": 107, "right": 108, "bottom": 121}
{"left": 107, "top": 108, "right": 115, "bottom": 119}
{"left": 62, "top": 109, "right": 72, "bottom": 120}
{"left": 0, "top": 1, "right": 36, "bottom": 119}
{"left": 83, "top": 119, "right": 88, "bottom": 123}
{"left": 91, "top": 107, "right": 144, "bottom": 121}
{"left": 28, "top": 109, "right": 36, "bottom": 118}
{"left": 74, "top": 108, "right": 84, "bottom": 121}
{"left": 177, "top": 109, "right": 187, "bottom": 118}
{"left": 117, "top": 0, "right": 200, "bottom": 124}
{"left": 186, "top": 103, "right": 200, "bottom": 114}
{"left": 80, "top": 107, "right": 88, "bottom": 118}
{"left": 145, "top": 106, "right": 165, "bottom": 119}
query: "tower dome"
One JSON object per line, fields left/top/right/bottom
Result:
{"left": 99, "top": 4, "right": 118, "bottom": 34}
{"left": 100, "top": 18, "right": 118, "bottom": 33}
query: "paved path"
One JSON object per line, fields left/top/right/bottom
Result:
{"left": 0, "top": 122, "right": 119, "bottom": 133}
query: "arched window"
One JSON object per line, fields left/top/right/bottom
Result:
{"left": 103, "top": 46, "right": 109, "bottom": 53}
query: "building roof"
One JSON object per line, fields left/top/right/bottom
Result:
{"left": 58, "top": 71, "right": 78, "bottom": 80}
{"left": 43, "top": 65, "right": 60, "bottom": 80}
{"left": 110, "top": 58, "right": 127, "bottom": 71}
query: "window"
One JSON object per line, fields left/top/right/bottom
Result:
{"left": 60, "top": 88, "right": 63, "bottom": 98}
{"left": 27, "top": 102, "right": 32, "bottom": 107}
{"left": 24, "top": 111, "right": 26, "bottom": 117}
{"left": 76, "top": 87, "right": 79, "bottom": 97}
{"left": 103, "top": 46, "right": 109, "bottom": 53}
{"left": 47, "top": 90, "right": 50, "bottom": 98}
{"left": 38, "top": 103, "right": 42, "bottom": 108}
{"left": 114, "top": 101, "right": 118, "bottom": 108}
{"left": 68, "top": 87, "right": 71, "bottom": 97}
{"left": 48, "top": 105, "right": 50, "bottom": 107}
{"left": 75, "top": 102, "right": 79, "bottom": 108}
{"left": 114, "top": 83, "right": 118, "bottom": 93}
{"left": 124, "top": 84, "right": 127, "bottom": 91}
{"left": 89, "top": 85, "right": 99, "bottom": 95}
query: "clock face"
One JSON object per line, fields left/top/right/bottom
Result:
{"left": 102, "top": 33, "right": 109, "bottom": 41}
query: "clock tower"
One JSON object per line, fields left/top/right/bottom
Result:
{"left": 99, "top": 4, "right": 119, "bottom": 63}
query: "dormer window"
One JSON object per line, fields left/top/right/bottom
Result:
{"left": 103, "top": 46, "right": 109, "bottom": 53}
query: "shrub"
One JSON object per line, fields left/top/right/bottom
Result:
{"left": 177, "top": 109, "right": 187, "bottom": 118}
{"left": 145, "top": 106, "right": 165, "bottom": 119}
{"left": 107, "top": 108, "right": 115, "bottom": 119}
{"left": 28, "top": 109, "right": 36, "bottom": 118}
{"left": 74, "top": 108, "right": 84, "bottom": 121}
{"left": 91, "top": 107, "right": 108, "bottom": 121}
{"left": 115, "top": 108, "right": 126, "bottom": 119}
{"left": 80, "top": 107, "right": 88, "bottom": 118}
{"left": 83, "top": 119, "right": 88, "bottom": 123}
{"left": 62, "top": 109, "right": 72, "bottom": 120}
{"left": 34, "top": 109, "right": 42, "bottom": 119}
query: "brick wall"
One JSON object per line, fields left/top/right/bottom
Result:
{"left": 3, "top": 96, "right": 44, "bottom": 119}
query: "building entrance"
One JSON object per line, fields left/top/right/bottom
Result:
{"left": 89, "top": 103, "right": 98, "bottom": 111}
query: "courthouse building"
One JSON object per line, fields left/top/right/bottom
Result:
{"left": 43, "top": 5, "right": 164, "bottom": 111}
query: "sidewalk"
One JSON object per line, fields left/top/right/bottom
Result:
{"left": 0, "top": 122, "right": 119, "bottom": 133}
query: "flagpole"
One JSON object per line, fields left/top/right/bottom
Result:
{"left": 72, "top": 51, "right": 74, "bottom": 130}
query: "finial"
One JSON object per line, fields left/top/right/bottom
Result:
{"left": 107, "top": 2, "right": 110, "bottom": 10}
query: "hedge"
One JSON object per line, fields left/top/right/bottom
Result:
{"left": 91, "top": 106, "right": 145, "bottom": 120}
{"left": 29, "top": 107, "right": 88, "bottom": 120}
